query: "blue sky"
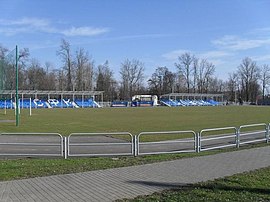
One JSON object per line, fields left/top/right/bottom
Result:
{"left": 1, "top": 0, "right": 270, "bottom": 80}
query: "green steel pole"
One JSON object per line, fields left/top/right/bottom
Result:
{"left": 15, "top": 45, "right": 19, "bottom": 126}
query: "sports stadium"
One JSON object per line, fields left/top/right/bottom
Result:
{"left": 0, "top": 1, "right": 270, "bottom": 201}
{"left": 0, "top": 47, "right": 269, "bottom": 159}
{"left": 0, "top": 86, "right": 269, "bottom": 158}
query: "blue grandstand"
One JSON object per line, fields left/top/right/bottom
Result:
{"left": 0, "top": 91, "right": 223, "bottom": 109}
{"left": 0, "top": 98, "right": 101, "bottom": 109}
{"left": 160, "top": 92, "right": 223, "bottom": 107}
{"left": 160, "top": 98, "right": 220, "bottom": 107}
{"left": 0, "top": 90, "right": 104, "bottom": 109}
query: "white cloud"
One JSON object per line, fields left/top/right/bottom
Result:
{"left": 252, "top": 54, "right": 270, "bottom": 62}
{"left": 111, "top": 33, "right": 172, "bottom": 40}
{"left": 162, "top": 49, "right": 231, "bottom": 62}
{"left": 163, "top": 27, "right": 270, "bottom": 64}
{"left": 0, "top": 18, "right": 52, "bottom": 35}
{"left": 162, "top": 49, "right": 191, "bottom": 60}
{"left": 0, "top": 17, "right": 109, "bottom": 37}
{"left": 62, "top": 26, "right": 109, "bottom": 37}
{"left": 249, "top": 27, "right": 270, "bottom": 37}
{"left": 161, "top": 27, "right": 270, "bottom": 79}
{"left": 9, "top": 18, "right": 49, "bottom": 27}
{"left": 198, "top": 51, "right": 231, "bottom": 59}
{"left": 212, "top": 35, "right": 270, "bottom": 51}
{"left": 0, "top": 27, "right": 29, "bottom": 36}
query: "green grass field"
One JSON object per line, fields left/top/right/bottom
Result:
{"left": 1, "top": 106, "right": 270, "bottom": 136}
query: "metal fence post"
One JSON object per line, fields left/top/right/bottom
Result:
{"left": 136, "top": 134, "right": 140, "bottom": 156}
{"left": 196, "top": 132, "right": 200, "bottom": 153}
{"left": 64, "top": 137, "right": 68, "bottom": 159}
{"left": 134, "top": 135, "right": 137, "bottom": 157}
{"left": 236, "top": 128, "right": 240, "bottom": 148}
{"left": 266, "top": 124, "right": 269, "bottom": 143}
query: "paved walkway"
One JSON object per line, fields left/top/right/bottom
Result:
{"left": 0, "top": 146, "right": 270, "bottom": 202}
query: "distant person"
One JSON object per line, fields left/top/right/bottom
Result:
{"left": 238, "top": 97, "right": 243, "bottom": 105}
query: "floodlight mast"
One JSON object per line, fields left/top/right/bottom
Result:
{"left": 15, "top": 45, "right": 19, "bottom": 126}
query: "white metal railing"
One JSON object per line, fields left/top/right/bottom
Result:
{"left": 136, "top": 131, "right": 197, "bottom": 156}
{"left": 238, "top": 123, "right": 268, "bottom": 146}
{"left": 0, "top": 133, "right": 64, "bottom": 157}
{"left": 0, "top": 123, "right": 269, "bottom": 159}
{"left": 199, "top": 127, "right": 238, "bottom": 152}
{"left": 67, "top": 132, "right": 133, "bottom": 158}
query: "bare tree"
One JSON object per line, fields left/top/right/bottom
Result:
{"left": 204, "top": 61, "right": 215, "bottom": 93}
{"left": 175, "top": 53, "right": 194, "bottom": 93}
{"left": 197, "top": 59, "right": 215, "bottom": 93}
{"left": 0, "top": 45, "right": 10, "bottom": 91}
{"left": 148, "top": 66, "right": 175, "bottom": 96}
{"left": 0, "top": 44, "right": 8, "bottom": 60}
{"left": 43, "top": 62, "right": 57, "bottom": 90}
{"left": 84, "top": 62, "right": 94, "bottom": 91}
{"left": 75, "top": 48, "right": 85, "bottom": 91}
{"left": 17, "top": 48, "right": 30, "bottom": 90}
{"left": 227, "top": 72, "right": 238, "bottom": 102}
{"left": 238, "top": 57, "right": 260, "bottom": 102}
{"left": 57, "top": 39, "right": 74, "bottom": 91}
{"left": 26, "top": 59, "right": 47, "bottom": 90}
{"left": 163, "top": 69, "right": 176, "bottom": 94}
{"left": 192, "top": 57, "right": 199, "bottom": 93}
{"left": 1, "top": 56, "right": 15, "bottom": 90}
{"left": 209, "top": 77, "right": 224, "bottom": 93}
{"left": 260, "top": 64, "right": 270, "bottom": 101}
{"left": 120, "top": 59, "right": 144, "bottom": 100}
{"left": 148, "top": 67, "right": 166, "bottom": 96}
{"left": 96, "top": 61, "right": 117, "bottom": 101}
{"left": 74, "top": 48, "right": 94, "bottom": 91}
{"left": 0, "top": 46, "right": 29, "bottom": 90}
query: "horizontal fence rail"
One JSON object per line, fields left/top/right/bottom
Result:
{"left": 68, "top": 132, "right": 133, "bottom": 158}
{"left": 239, "top": 123, "right": 268, "bottom": 146}
{"left": 137, "top": 131, "right": 197, "bottom": 156}
{"left": 0, "top": 123, "right": 269, "bottom": 159}
{"left": 0, "top": 133, "right": 64, "bottom": 157}
{"left": 199, "top": 127, "right": 238, "bottom": 152}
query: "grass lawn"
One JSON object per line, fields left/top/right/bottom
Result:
{"left": 0, "top": 106, "right": 269, "bottom": 182}
{"left": 1, "top": 105, "right": 270, "bottom": 136}
{"left": 118, "top": 166, "right": 270, "bottom": 202}
{"left": 0, "top": 150, "right": 204, "bottom": 181}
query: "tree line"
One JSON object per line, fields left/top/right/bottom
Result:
{"left": 1, "top": 39, "right": 270, "bottom": 103}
